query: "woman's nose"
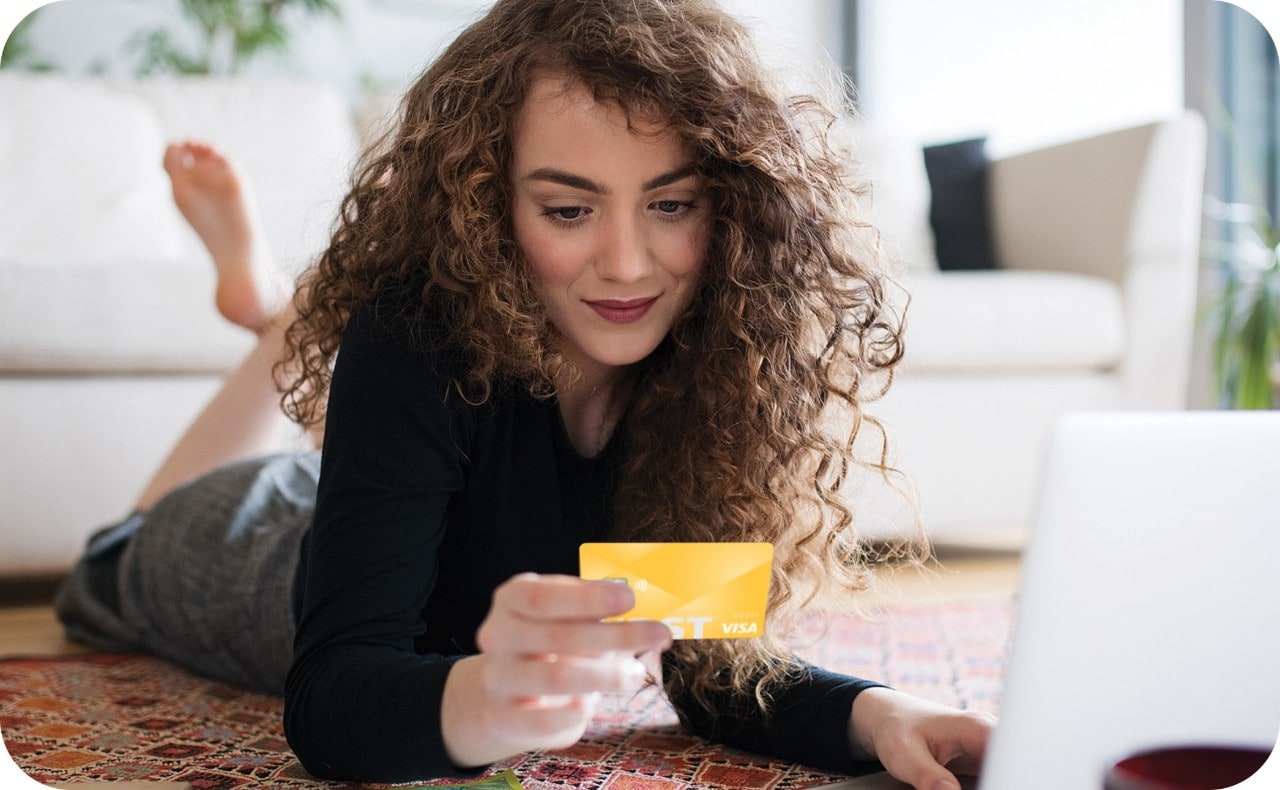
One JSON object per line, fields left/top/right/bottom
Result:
{"left": 596, "top": 217, "right": 654, "bottom": 282}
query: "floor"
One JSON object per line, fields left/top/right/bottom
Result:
{"left": 0, "top": 548, "right": 1022, "bottom": 659}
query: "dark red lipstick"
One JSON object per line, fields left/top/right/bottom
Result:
{"left": 585, "top": 297, "right": 659, "bottom": 324}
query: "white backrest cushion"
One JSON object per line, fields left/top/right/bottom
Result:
{"left": 0, "top": 75, "right": 358, "bottom": 373}
{"left": 850, "top": 124, "right": 939, "bottom": 273}
{"left": 0, "top": 73, "right": 186, "bottom": 266}
{"left": 111, "top": 76, "right": 358, "bottom": 279}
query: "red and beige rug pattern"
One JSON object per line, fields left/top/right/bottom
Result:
{"left": 1, "top": 597, "right": 1013, "bottom": 789}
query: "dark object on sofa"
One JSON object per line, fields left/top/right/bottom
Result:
{"left": 924, "top": 137, "right": 1001, "bottom": 270}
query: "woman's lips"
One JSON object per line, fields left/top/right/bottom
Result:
{"left": 585, "top": 297, "right": 659, "bottom": 324}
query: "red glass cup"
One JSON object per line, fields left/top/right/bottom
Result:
{"left": 1104, "top": 745, "right": 1271, "bottom": 790}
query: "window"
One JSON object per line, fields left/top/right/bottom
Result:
{"left": 1192, "top": 0, "right": 1279, "bottom": 219}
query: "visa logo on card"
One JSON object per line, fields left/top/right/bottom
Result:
{"left": 579, "top": 542, "right": 773, "bottom": 639}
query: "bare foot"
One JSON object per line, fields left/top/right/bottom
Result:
{"left": 163, "top": 141, "right": 285, "bottom": 333}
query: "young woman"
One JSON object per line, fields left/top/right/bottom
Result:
{"left": 56, "top": 1, "right": 993, "bottom": 787}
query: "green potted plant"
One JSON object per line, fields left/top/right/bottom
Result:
{"left": 0, "top": 10, "right": 55, "bottom": 70}
{"left": 1202, "top": 194, "right": 1280, "bottom": 409}
{"left": 130, "top": 0, "right": 341, "bottom": 76}
{"left": 2, "top": 0, "right": 341, "bottom": 76}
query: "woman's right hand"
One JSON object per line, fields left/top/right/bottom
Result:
{"left": 440, "top": 572, "right": 672, "bottom": 768}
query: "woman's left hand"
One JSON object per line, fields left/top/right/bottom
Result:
{"left": 848, "top": 686, "right": 995, "bottom": 790}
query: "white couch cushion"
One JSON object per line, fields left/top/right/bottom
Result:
{"left": 851, "top": 124, "right": 939, "bottom": 273}
{"left": 900, "top": 270, "right": 1125, "bottom": 372}
{"left": 0, "top": 74, "right": 187, "bottom": 267}
{"left": 112, "top": 76, "right": 358, "bottom": 279}
{"left": 0, "top": 74, "right": 358, "bottom": 373}
{"left": 0, "top": 260, "right": 252, "bottom": 372}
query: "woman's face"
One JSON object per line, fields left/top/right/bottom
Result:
{"left": 510, "top": 75, "right": 710, "bottom": 383}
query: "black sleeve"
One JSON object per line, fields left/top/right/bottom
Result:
{"left": 283, "top": 304, "right": 478, "bottom": 783}
{"left": 663, "top": 653, "right": 888, "bottom": 775}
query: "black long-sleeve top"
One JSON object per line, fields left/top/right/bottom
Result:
{"left": 283, "top": 303, "right": 884, "bottom": 782}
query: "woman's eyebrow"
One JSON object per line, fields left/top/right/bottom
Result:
{"left": 522, "top": 163, "right": 700, "bottom": 195}
{"left": 642, "top": 164, "right": 700, "bottom": 192}
{"left": 524, "top": 168, "right": 604, "bottom": 193}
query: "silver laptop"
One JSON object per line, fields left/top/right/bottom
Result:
{"left": 826, "top": 410, "right": 1280, "bottom": 789}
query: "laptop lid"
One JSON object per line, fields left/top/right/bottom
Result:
{"left": 979, "top": 411, "right": 1280, "bottom": 789}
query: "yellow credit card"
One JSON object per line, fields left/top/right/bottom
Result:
{"left": 579, "top": 542, "right": 773, "bottom": 639}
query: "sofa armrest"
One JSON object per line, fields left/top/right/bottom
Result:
{"left": 1120, "top": 113, "right": 1207, "bottom": 408}
{"left": 989, "top": 112, "right": 1207, "bottom": 408}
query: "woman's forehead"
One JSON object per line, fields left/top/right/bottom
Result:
{"left": 519, "top": 73, "right": 672, "bottom": 138}
{"left": 511, "top": 75, "right": 692, "bottom": 173}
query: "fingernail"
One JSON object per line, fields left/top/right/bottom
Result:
{"left": 932, "top": 780, "right": 960, "bottom": 790}
{"left": 609, "top": 582, "right": 635, "bottom": 611}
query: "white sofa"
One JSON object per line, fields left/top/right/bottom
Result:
{"left": 0, "top": 73, "right": 357, "bottom": 575}
{"left": 850, "top": 114, "right": 1207, "bottom": 545}
{"left": 0, "top": 71, "right": 1206, "bottom": 574}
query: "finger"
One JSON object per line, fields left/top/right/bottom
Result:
{"left": 878, "top": 736, "right": 964, "bottom": 790}
{"left": 478, "top": 615, "right": 671, "bottom": 657}
{"left": 939, "top": 711, "right": 996, "bottom": 776}
{"left": 484, "top": 653, "right": 650, "bottom": 698}
{"left": 879, "top": 710, "right": 995, "bottom": 790}
{"left": 495, "top": 573, "right": 637, "bottom": 620}
{"left": 480, "top": 692, "right": 596, "bottom": 751}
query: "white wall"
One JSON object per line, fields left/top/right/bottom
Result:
{"left": 712, "top": 0, "right": 845, "bottom": 91}
{"left": 7, "top": 2, "right": 1279, "bottom": 137}
{"left": 2, "top": 0, "right": 841, "bottom": 104}
{"left": 854, "top": 0, "right": 1186, "bottom": 155}
{"left": 2, "top": 0, "right": 492, "bottom": 100}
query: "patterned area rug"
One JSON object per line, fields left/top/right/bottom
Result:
{"left": 0, "top": 597, "right": 1013, "bottom": 789}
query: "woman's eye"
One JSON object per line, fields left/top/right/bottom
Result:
{"left": 654, "top": 199, "right": 697, "bottom": 219}
{"left": 544, "top": 206, "right": 587, "bottom": 223}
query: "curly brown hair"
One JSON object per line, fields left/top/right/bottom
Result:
{"left": 280, "top": 0, "right": 922, "bottom": 720}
